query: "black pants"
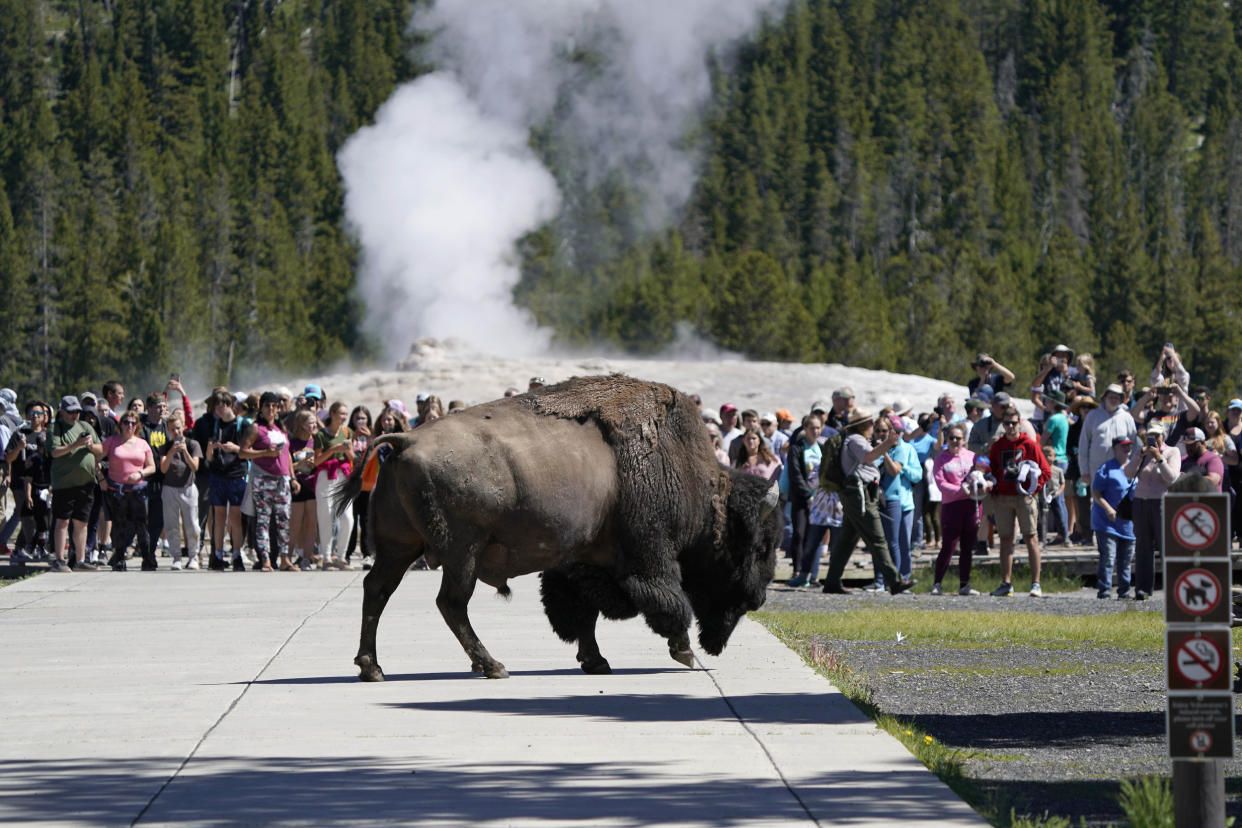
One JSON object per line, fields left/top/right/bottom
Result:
{"left": 14, "top": 480, "right": 50, "bottom": 548}
{"left": 787, "top": 500, "right": 810, "bottom": 563}
{"left": 105, "top": 487, "right": 151, "bottom": 565}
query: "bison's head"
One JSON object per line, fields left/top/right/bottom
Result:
{"left": 683, "top": 472, "right": 782, "bottom": 655}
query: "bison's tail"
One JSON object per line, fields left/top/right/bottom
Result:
{"left": 331, "top": 434, "right": 405, "bottom": 519}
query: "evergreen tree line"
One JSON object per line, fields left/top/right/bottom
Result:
{"left": 0, "top": 0, "right": 415, "bottom": 399}
{"left": 518, "top": 0, "right": 1242, "bottom": 396}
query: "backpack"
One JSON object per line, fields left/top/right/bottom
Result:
{"left": 817, "top": 432, "right": 848, "bottom": 494}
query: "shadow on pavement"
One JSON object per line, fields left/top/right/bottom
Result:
{"left": 382, "top": 690, "right": 862, "bottom": 724}
{"left": 0, "top": 756, "right": 957, "bottom": 826}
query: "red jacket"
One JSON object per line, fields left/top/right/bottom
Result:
{"left": 988, "top": 433, "right": 1050, "bottom": 497}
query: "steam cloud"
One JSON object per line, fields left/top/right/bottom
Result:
{"left": 338, "top": 0, "right": 785, "bottom": 360}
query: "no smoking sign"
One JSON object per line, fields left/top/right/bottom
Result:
{"left": 1165, "top": 559, "right": 1232, "bottom": 624}
{"left": 1166, "top": 629, "right": 1232, "bottom": 691}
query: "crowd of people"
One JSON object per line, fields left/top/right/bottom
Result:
{"left": 702, "top": 343, "right": 1239, "bottom": 600}
{"left": 0, "top": 377, "right": 466, "bottom": 574}
{"left": 1, "top": 344, "right": 1235, "bottom": 600}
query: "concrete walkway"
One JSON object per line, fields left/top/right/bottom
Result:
{"left": 0, "top": 570, "right": 985, "bottom": 826}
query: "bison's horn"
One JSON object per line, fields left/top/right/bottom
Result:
{"left": 761, "top": 483, "right": 780, "bottom": 520}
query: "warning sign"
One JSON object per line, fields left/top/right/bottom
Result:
{"left": 1165, "top": 559, "right": 1232, "bottom": 624}
{"left": 1163, "top": 493, "right": 1230, "bottom": 558}
{"left": 1167, "top": 695, "right": 1236, "bottom": 759}
{"left": 1166, "top": 629, "right": 1232, "bottom": 691}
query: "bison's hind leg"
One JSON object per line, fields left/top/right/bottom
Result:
{"left": 435, "top": 544, "right": 508, "bottom": 679}
{"left": 541, "top": 567, "right": 616, "bottom": 674}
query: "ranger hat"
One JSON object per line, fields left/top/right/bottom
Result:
{"left": 843, "top": 407, "right": 875, "bottom": 432}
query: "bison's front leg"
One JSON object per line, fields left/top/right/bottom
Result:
{"left": 667, "top": 632, "right": 695, "bottom": 668}
{"left": 541, "top": 568, "right": 611, "bottom": 674}
{"left": 356, "top": 549, "right": 417, "bottom": 682}
{"left": 436, "top": 554, "right": 508, "bottom": 679}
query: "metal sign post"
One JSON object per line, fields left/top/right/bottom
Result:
{"left": 1163, "top": 492, "right": 1233, "bottom": 828}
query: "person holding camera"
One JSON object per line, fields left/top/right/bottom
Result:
{"left": 1130, "top": 381, "right": 1200, "bottom": 446}
{"left": 988, "top": 404, "right": 1051, "bottom": 597}
{"left": 158, "top": 410, "right": 201, "bottom": 569}
{"left": 820, "top": 409, "right": 913, "bottom": 596}
{"left": 967, "top": 353, "right": 1015, "bottom": 397}
{"left": 1030, "top": 344, "right": 1074, "bottom": 435}
{"left": 1124, "top": 423, "right": 1179, "bottom": 599}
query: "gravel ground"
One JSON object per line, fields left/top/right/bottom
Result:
{"left": 760, "top": 583, "right": 1242, "bottom": 826}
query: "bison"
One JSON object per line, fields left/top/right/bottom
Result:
{"left": 331, "top": 374, "right": 782, "bottom": 681}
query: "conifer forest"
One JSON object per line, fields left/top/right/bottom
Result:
{"left": 3, "top": 1, "right": 1242, "bottom": 397}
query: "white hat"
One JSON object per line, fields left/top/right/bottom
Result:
{"left": 701, "top": 408, "right": 721, "bottom": 425}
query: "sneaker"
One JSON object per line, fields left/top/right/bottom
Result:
{"left": 990, "top": 582, "right": 1013, "bottom": 597}
{"left": 1097, "top": 591, "right": 1110, "bottom": 599}
{"left": 232, "top": 556, "right": 246, "bottom": 572}
{"left": 786, "top": 576, "right": 808, "bottom": 588}
{"left": 331, "top": 557, "right": 355, "bottom": 570}
{"left": 958, "top": 584, "right": 980, "bottom": 596}
{"left": 1029, "top": 582, "right": 1042, "bottom": 598}
{"left": 1133, "top": 591, "right": 1148, "bottom": 601}
{"left": 170, "top": 558, "right": 182, "bottom": 571}
{"left": 929, "top": 583, "right": 943, "bottom": 596}
{"left": 361, "top": 555, "right": 373, "bottom": 570}
{"left": 74, "top": 560, "right": 98, "bottom": 571}
{"left": 185, "top": 555, "right": 200, "bottom": 570}
{"left": 10, "top": 548, "right": 31, "bottom": 563}
{"left": 49, "top": 558, "right": 69, "bottom": 572}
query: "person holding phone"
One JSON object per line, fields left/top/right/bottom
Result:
{"left": 158, "top": 410, "right": 201, "bottom": 569}
{"left": 47, "top": 396, "right": 105, "bottom": 571}
{"left": 100, "top": 411, "right": 157, "bottom": 570}
{"left": 1123, "top": 423, "right": 1179, "bottom": 599}
{"left": 203, "top": 390, "right": 247, "bottom": 570}
{"left": 239, "top": 392, "right": 297, "bottom": 572}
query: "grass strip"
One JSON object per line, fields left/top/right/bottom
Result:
{"left": 755, "top": 606, "right": 1165, "bottom": 651}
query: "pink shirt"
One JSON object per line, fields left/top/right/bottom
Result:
{"left": 251, "top": 423, "right": 292, "bottom": 477}
{"left": 933, "top": 448, "right": 976, "bottom": 505}
{"left": 103, "top": 436, "right": 153, "bottom": 485}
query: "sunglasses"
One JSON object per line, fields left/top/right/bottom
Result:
{"left": 947, "top": 435, "right": 964, "bottom": 441}
{"left": 120, "top": 420, "right": 139, "bottom": 426}
{"left": 1002, "top": 420, "right": 1020, "bottom": 426}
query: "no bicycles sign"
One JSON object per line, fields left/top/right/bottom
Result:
{"left": 1163, "top": 493, "right": 1230, "bottom": 558}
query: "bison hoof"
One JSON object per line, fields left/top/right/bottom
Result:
{"left": 579, "top": 656, "right": 612, "bottom": 675}
{"left": 670, "top": 648, "right": 695, "bottom": 668}
{"left": 355, "top": 655, "right": 386, "bottom": 682}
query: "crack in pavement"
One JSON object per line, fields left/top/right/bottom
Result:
{"left": 694, "top": 651, "right": 821, "bottom": 826}
{"left": 130, "top": 573, "right": 362, "bottom": 826}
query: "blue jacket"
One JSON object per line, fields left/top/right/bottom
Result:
{"left": 881, "top": 439, "right": 923, "bottom": 512}
{"left": 1090, "top": 457, "right": 1135, "bottom": 540}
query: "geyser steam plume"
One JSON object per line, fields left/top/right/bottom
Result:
{"left": 338, "top": 0, "right": 786, "bottom": 361}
